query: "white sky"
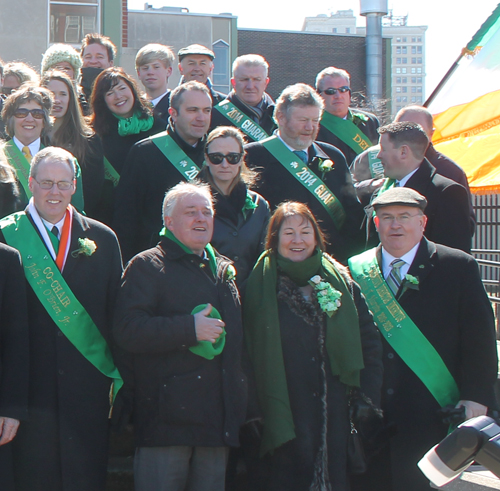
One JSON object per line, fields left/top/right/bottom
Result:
{"left": 128, "top": 0, "right": 500, "bottom": 97}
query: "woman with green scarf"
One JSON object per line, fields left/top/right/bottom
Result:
{"left": 244, "top": 201, "right": 383, "bottom": 491}
{"left": 90, "top": 68, "right": 165, "bottom": 222}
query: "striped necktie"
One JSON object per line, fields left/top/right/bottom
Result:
{"left": 386, "top": 258, "right": 405, "bottom": 295}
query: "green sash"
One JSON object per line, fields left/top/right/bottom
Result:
{"left": 4, "top": 141, "right": 85, "bottom": 214}
{"left": 150, "top": 132, "right": 201, "bottom": 180}
{"left": 348, "top": 248, "right": 460, "bottom": 407}
{"left": 214, "top": 100, "right": 269, "bottom": 142}
{"left": 367, "top": 147, "right": 384, "bottom": 179}
{"left": 261, "top": 136, "right": 346, "bottom": 229}
{"left": 320, "top": 110, "right": 372, "bottom": 155}
{"left": 103, "top": 156, "right": 120, "bottom": 187}
{"left": 0, "top": 212, "right": 123, "bottom": 403}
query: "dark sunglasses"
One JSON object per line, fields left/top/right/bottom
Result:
{"left": 319, "top": 86, "right": 351, "bottom": 95}
{"left": 13, "top": 108, "right": 45, "bottom": 119}
{"left": 206, "top": 152, "right": 243, "bottom": 165}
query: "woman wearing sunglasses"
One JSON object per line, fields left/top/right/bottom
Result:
{"left": 1, "top": 84, "right": 53, "bottom": 209}
{"left": 200, "top": 126, "right": 270, "bottom": 285}
{"left": 41, "top": 70, "right": 105, "bottom": 220}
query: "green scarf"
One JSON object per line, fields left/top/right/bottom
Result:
{"left": 159, "top": 227, "right": 217, "bottom": 276}
{"left": 276, "top": 250, "right": 322, "bottom": 287}
{"left": 244, "top": 249, "right": 364, "bottom": 456}
{"left": 115, "top": 111, "right": 154, "bottom": 137}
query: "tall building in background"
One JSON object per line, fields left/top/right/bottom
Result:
{"left": 303, "top": 9, "right": 427, "bottom": 116}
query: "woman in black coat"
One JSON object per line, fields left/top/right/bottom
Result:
{"left": 41, "top": 70, "right": 105, "bottom": 220}
{"left": 244, "top": 202, "right": 383, "bottom": 491}
{"left": 199, "top": 126, "right": 270, "bottom": 285}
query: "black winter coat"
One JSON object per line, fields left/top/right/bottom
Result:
{"left": 113, "top": 238, "right": 248, "bottom": 448}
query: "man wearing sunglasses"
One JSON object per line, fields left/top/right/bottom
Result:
{"left": 210, "top": 54, "right": 276, "bottom": 142}
{"left": 114, "top": 81, "right": 211, "bottom": 262}
{"left": 315, "top": 67, "right": 380, "bottom": 165}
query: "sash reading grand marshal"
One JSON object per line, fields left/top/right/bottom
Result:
{"left": 0, "top": 211, "right": 123, "bottom": 403}
{"left": 214, "top": 100, "right": 269, "bottom": 142}
{"left": 261, "top": 135, "right": 346, "bottom": 230}
{"left": 348, "top": 248, "right": 459, "bottom": 407}
{"left": 320, "top": 110, "right": 372, "bottom": 156}
{"left": 150, "top": 132, "right": 201, "bottom": 180}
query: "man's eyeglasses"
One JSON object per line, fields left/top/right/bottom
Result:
{"left": 13, "top": 108, "right": 45, "bottom": 120}
{"left": 319, "top": 86, "right": 351, "bottom": 96}
{"left": 32, "top": 179, "right": 74, "bottom": 190}
{"left": 206, "top": 152, "right": 243, "bottom": 165}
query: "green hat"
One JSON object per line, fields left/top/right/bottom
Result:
{"left": 189, "top": 304, "right": 225, "bottom": 360}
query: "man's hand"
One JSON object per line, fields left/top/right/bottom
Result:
{"left": 0, "top": 417, "right": 20, "bottom": 446}
{"left": 456, "top": 400, "right": 488, "bottom": 420}
{"left": 194, "top": 304, "right": 224, "bottom": 343}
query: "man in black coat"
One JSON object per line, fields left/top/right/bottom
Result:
{"left": 0, "top": 243, "right": 29, "bottom": 491}
{"left": 210, "top": 54, "right": 276, "bottom": 142}
{"left": 136, "top": 43, "right": 175, "bottom": 124}
{"left": 245, "top": 83, "right": 365, "bottom": 262}
{"left": 178, "top": 44, "right": 225, "bottom": 105}
{"left": 348, "top": 187, "right": 498, "bottom": 491}
{"left": 114, "top": 181, "right": 247, "bottom": 491}
{"left": 315, "top": 66, "right": 379, "bottom": 165}
{"left": 113, "top": 81, "right": 211, "bottom": 262}
{"left": 0, "top": 147, "right": 123, "bottom": 491}
{"left": 371, "top": 121, "right": 472, "bottom": 253}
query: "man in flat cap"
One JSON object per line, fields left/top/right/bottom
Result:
{"left": 178, "top": 44, "right": 225, "bottom": 105}
{"left": 348, "top": 187, "right": 498, "bottom": 491}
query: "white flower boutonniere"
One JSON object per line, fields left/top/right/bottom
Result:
{"left": 71, "top": 238, "right": 97, "bottom": 258}
{"left": 308, "top": 275, "right": 342, "bottom": 317}
{"left": 225, "top": 264, "right": 237, "bottom": 282}
{"left": 318, "top": 159, "right": 334, "bottom": 173}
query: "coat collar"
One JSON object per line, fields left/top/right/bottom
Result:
{"left": 406, "top": 158, "right": 438, "bottom": 193}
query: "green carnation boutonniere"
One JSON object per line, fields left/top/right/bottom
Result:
{"left": 225, "top": 264, "right": 237, "bottom": 282}
{"left": 71, "top": 238, "right": 97, "bottom": 258}
{"left": 309, "top": 275, "right": 342, "bottom": 317}
{"left": 400, "top": 274, "right": 419, "bottom": 295}
{"left": 352, "top": 112, "right": 369, "bottom": 125}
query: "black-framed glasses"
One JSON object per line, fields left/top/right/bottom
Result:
{"left": 13, "top": 108, "right": 45, "bottom": 120}
{"left": 33, "top": 179, "right": 74, "bottom": 190}
{"left": 206, "top": 152, "right": 243, "bottom": 165}
{"left": 319, "top": 86, "right": 351, "bottom": 95}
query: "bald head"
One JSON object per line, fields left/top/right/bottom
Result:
{"left": 394, "top": 105, "right": 434, "bottom": 139}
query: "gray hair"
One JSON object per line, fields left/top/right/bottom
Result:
{"left": 135, "top": 43, "right": 175, "bottom": 70}
{"left": 2, "top": 62, "right": 40, "bottom": 86}
{"left": 170, "top": 81, "right": 211, "bottom": 113}
{"left": 315, "top": 67, "right": 351, "bottom": 91}
{"left": 30, "top": 146, "right": 76, "bottom": 180}
{"left": 162, "top": 181, "right": 213, "bottom": 222}
{"left": 232, "top": 54, "right": 269, "bottom": 78}
{"left": 274, "top": 83, "right": 324, "bottom": 122}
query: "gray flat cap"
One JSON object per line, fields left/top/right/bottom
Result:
{"left": 178, "top": 44, "right": 215, "bottom": 61}
{"left": 372, "top": 187, "right": 427, "bottom": 212}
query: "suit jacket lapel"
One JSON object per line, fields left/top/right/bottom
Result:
{"left": 399, "top": 238, "right": 435, "bottom": 300}
{"left": 406, "top": 158, "right": 436, "bottom": 196}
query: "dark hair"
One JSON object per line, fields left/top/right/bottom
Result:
{"left": 90, "top": 67, "right": 152, "bottom": 136}
{"left": 169, "top": 80, "right": 211, "bottom": 113}
{"left": 265, "top": 201, "right": 327, "bottom": 251}
{"left": 378, "top": 121, "right": 429, "bottom": 160}
{"left": 2, "top": 84, "right": 53, "bottom": 139}
{"left": 41, "top": 70, "right": 94, "bottom": 163}
{"left": 81, "top": 33, "right": 117, "bottom": 62}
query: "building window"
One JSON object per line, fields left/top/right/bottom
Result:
{"left": 402, "top": 46, "right": 407, "bottom": 54}
{"left": 412, "top": 58, "right": 416, "bottom": 64}
{"left": 411, "top": 86, "right": 416, "bottom": 93}
{"left": 417, "top": 46, "right": 422, "bottom": 54}
{"left": 396, "top": 86, "right": 401, "bottom": 92}
{"left": 396, "top": 77, "right": 401, "bottom": 83}
{"left": 396, "top": 68, "right": 401, "bottom": 74}
{"left": 49, "top": 0, "right": 99, "bottom": 44}
{"left": 402, "top": 96, "right": 407, "bottom": 102}
{"left": 417, "top": 77, "right": 422, "bottom": 83}
{"left": 396, "top": 58, "right": 401, "bottom": 64}
{"left": 411, "top": 96, "right": 417, "bottom": 103}
{"left": 411, "top": 46, "right": 416, "bottom": 54}
{"left": 396, "top": 96, "right": 401, "bottom": 103}
{"left": 416, "top": 86, "right": 422, "bottom": 93}
{"left": 417, "top": 96, "right": 423, "bottom": 102}
{"left": 411, "top": 37, "right": 416, "bottom": 42}
{"left": 212, "top": 40, "right": 230, "bottom": 94}
{"left": 402, "top": 77, "right": 407, "bottom": 83}
{"left": 346, "top": 27, "right": 351, "bottom": 33}
{"left": 396, "top": 37, "right": 401, "bottom": 42}
{"left": 396, "top": 47, "right": 401, "bottom": 54}
{"left": 402, "top": 58, "right": 407, "bottom": 64}
{"left": 417, "top": 67, "right": 422, "bottom": 73}
{"left": 402, "top": 37, "right": 407, "bottom": 42}
{"left": 402, "top": 87, "right": 407, "bottom": 93}
{"left": 402, "top": 68, "right": 407, "bottom": 73}
{"left": 417, "top": 57, "right": 422, "bottom": 64}
{"left": 333, "top": 28, "right": 337, "bottom": 33}
{"left": 411, "top": 68, "right": 416, "bottom": 74}
{"left": 417, "top": 37, "right": 422, "bottom": 42}
{"left": 411, "top": 77, "right": 416, "bottom": 83}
